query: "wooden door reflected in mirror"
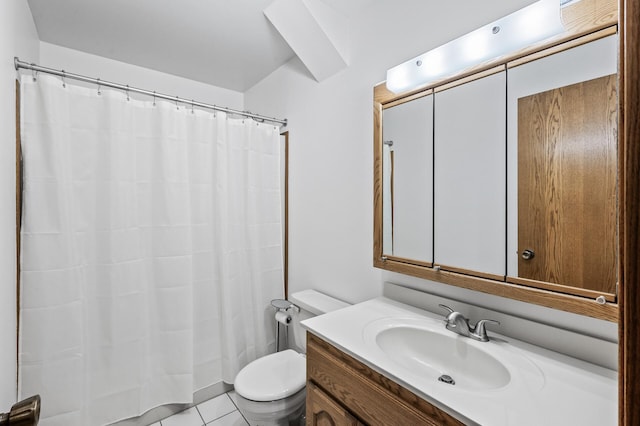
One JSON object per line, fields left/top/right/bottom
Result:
{"left": 517, "top": 75, "right": 617, "bottom": 297}
{"left": 506, "top": 34, "right": 618, "bottom": 301}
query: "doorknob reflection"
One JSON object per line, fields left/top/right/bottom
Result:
{"left": 521, "top": 249, "right": 535, "bottom": 260}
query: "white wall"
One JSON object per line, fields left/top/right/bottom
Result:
{"left": 39, "top": 43, "right": 244, "bottom": 110}
{"left": 245, "top": 0, "right": 618, "bottom": 344}
{"left": 244, "top": 0, "right": 533, "bottom": 303}
{"left": 0, "top": 0, "right": 39, "bottom": 409}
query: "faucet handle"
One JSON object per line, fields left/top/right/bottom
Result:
{"left": 472, "top": 319, "right": 500, "bottom": 342}
{"left": 438, "top": 304, "right": 458, "bottom": 327}
{"left": 438, "top": 304, "right": 454, "bottom": 314}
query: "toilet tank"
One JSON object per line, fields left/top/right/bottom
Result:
{"left": 288, "top": 290, "right": 349, "bottom": 353}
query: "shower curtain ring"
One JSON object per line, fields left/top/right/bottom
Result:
{"left": 126, "top": 85, "right": 130, "bottom": 101}
{"left": 175, "top": 96, "right": 179, "bottom": 110}
{"left": 97, "top": 78, "right": 102, "bottom": 96}
{"left": 31, "top": 68, "right": 37, "bottom": 82}
{"left": 191, "top": 100, "right": 195, "bottom": 114}
{"left": 61, "top": 70, "right": 66, "bottom": 88}
{"left": 153, "top": 91, "right": 156, "bottom": 106}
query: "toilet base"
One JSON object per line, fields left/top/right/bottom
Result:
{"left": 235, "top": 387, "right": 306, "bottom": 426}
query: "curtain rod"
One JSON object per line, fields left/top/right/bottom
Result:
{"left": 14, "top": 57, "right": 288, "bottom": 127}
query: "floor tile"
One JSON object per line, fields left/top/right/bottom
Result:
{"left": 161, "top": 407, "right": 204, "bottom": 426}
{"left": 206, "top": 410, "right": 248, "bottom": 426}
{"left": 226, "top": 391, "right": 241, "bottom": 409}
{"left": 197, "top": 394, "right": 236, "bottom": 423}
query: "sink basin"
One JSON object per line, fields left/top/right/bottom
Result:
{"left": 363, "top": 317, "right": 544, "bottom": 393}
{"left": 374, "top": 325, "right": 510, "bottom": 391}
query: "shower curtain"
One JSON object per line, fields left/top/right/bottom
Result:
{"left": 18, "top": 74, "right": 284, "bottom": 426}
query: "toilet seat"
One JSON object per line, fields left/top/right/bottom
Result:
{"left": 235, "top": 349, "right": 306, "bottom": 402}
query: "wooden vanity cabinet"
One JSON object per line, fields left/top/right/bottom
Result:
{"left": 306, "top": 333, "right": 465, "bottom": 426}
{"left": 307, "top": 382, "right": 363, "bottom": 426}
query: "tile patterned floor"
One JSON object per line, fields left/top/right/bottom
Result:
{"left": 150, "top": 392, "right": 248, "bottom": 426}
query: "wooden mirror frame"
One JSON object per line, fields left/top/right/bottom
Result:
{"left": 373, "top": 0, "right": 620, "bottom": 322}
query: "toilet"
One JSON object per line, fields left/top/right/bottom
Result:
{"left": 233, "top": 290, "right": 349, "bottom": 426}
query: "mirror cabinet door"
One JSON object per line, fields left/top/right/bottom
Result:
{"left": 434, "top": 71, "right": 506, "bottom": 279}
{"left": 382, "top": 94, "right": 434, "bottom": 263}
{"left": 506, "top": 35, "right": 618, "bottom": 299}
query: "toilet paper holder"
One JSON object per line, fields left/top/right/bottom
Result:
{"left": 271, "top": 299, "right": 299, "bottom": 352}
{"left": 0, "top": 394, "right": 41, "bottom": 426}
{"left": 271, "top": 299, "right": 299, "bottom": 312}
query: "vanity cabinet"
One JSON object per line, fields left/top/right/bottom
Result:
{"left": 307, "top": 382, "right": 362, "bottom": 426}
{"left": 433, "top": 71, "right": 506, "bottom": 279}
{"left": 306, "top": 333, "right": 464, "bottom": 426}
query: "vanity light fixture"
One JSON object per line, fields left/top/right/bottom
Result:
{"left": 385, "top": 0, "right": 565, "bottom": 93}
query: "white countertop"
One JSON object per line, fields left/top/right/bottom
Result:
{"left": 302, "top": 297, "right": 617, "bottom": 426}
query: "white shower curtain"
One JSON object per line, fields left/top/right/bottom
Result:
{"left": 18, "top": 74, "right": 284, "bottom": 426}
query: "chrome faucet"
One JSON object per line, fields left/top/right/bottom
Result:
{"left": 438, "top": 304, "right": 500, "bottom": 342}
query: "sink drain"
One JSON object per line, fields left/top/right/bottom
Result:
{"left": 438, "top": 374, "right": 455, "bottom": 385}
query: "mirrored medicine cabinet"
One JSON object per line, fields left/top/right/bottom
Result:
{"left": 373, "top": 0, "right": 620, "bottom": 321}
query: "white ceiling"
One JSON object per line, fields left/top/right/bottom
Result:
{"left": 26, "top": 0, "right": 372, "bottom": 92}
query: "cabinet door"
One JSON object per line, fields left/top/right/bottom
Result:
{"left": 434, "top": 71, "right": 506, "bottom": 278}
{"left": 382, "top": 94, "right": 433, "bottom": 262}
{"left": 306, "top": 382, "right": 362, "bottom": 426}
{"left": 507, "top": 35, "right": 618, "bottom": 297}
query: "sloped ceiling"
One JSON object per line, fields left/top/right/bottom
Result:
{"left": 27, "top": 0, "right": 372, "bottom": 92}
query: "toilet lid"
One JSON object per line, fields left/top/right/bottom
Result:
{"left": 235, "top": 349, "right": 306, "bottom": 402}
